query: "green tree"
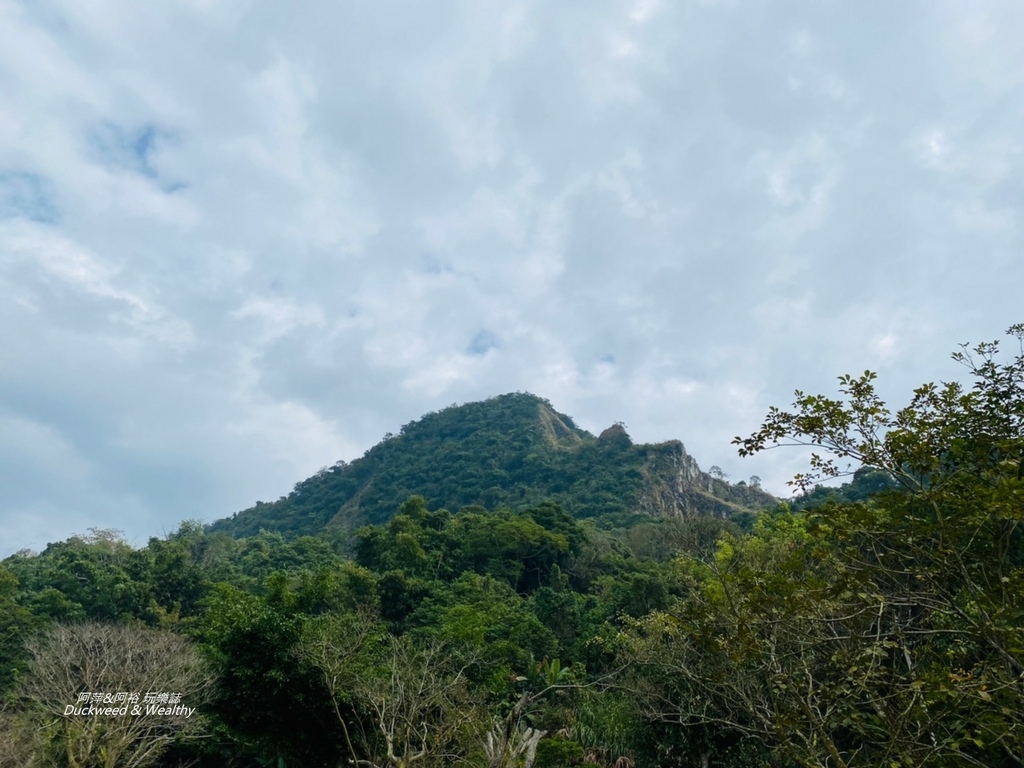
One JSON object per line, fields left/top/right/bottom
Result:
{"left": 0, "top": 565, "right": 34, "bottom": 696}
{"left": 199, "top": 581, "right": 344, "bottom": 766}
{"left": 624, "top": 325, "right": 1024, "bottom": 767}
{"left": 734, "top": 325, "right": 1024, "bottom": 764}
{"left": 11, "top": 530, "right": 155, "bottom": 624}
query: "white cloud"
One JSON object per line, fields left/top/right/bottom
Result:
{"left": 232, "top": 296, "right": 327, "bottom": 341}
{"left": 755, "top": 134, "right": 841, "bottom": 226}
{"left": 2, "top": 0, "right": 1024, "bottom": 551}
{"left": 2, "top": 220, "right": 150, "bottom": 319}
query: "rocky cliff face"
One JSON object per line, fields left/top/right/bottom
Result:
{"left": 636, "top": 439, "right": 776, "bottom": 519}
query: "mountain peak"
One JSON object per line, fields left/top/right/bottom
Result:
{"left": 597, "top": 422, "right": 631, "bottom": 445}
{"left": 209, "top": 393, "right": 776, "bottom": 538}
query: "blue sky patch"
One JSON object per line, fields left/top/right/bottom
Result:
{"left": 89, "top": 121, "right": 172, "bottom": 180}
{"left": 0, "top": 171, "right": 59, "bottom": 223}
{"left": 467, "top": 330, "right": 499, "bottom": 357}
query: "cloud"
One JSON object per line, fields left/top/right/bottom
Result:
{"left": 2, "top": 0, "right": 1024, "bottom": 553}
{"left": 0, "top": 172, "right": 59, "bottom": 223}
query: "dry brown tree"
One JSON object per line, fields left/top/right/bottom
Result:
{"left": 300, "top": 611, "right": 485, "bottom": 768}
{"left": 14, "top": 622, "right": 213, "bottom": 768}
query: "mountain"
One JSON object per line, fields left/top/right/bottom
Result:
{"left": 208, "top": 393, "right": 777, "bottom": 539}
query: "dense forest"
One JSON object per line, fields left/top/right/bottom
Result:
{"left": 1, "top": 326, "right": 1022, "bottom": 767}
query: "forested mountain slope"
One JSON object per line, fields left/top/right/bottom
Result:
{"left": 209, "top": 393, "right": 777, "bottom": 538}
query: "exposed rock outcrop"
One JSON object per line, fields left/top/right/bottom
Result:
{"left": 637, "top": 440, "right": 776, "bottom": 520}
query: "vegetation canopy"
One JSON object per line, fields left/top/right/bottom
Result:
{"left": 1, "top": 326, "right": 1020, "bottom": 767}
{"left": 623, "top": 324, "right": 1024, "bottom": 767}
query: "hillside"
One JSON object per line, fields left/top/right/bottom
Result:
{"left": 208, "top": 393, "right": 777, "bottom": 538}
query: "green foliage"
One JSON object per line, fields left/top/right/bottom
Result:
{"left": 622, "top": 325, "right": 1024, "bottom": 767}
{"left": 625, "top": 516, "right": 742, "bottom": 562}
{"left": 534, "top": 735, "right": 585, "bottom": 767}
{"left": 212, "top": 393, "right": 773, "bottom": 540}
{"left": 0, "top": 565, "right": 34, "bottom": 697}
{"left": 2, "top": 498, "right": 677, "bottom": 765}
{"left": 8, "top": 530, "right": 156, "bottom": 624}
{"left": 789, "top": 466, "right": 898, "bottom": 511}
{"left": 530, "top": 583, "right": 585, "bottom": 655}
{"left": 734, "top": 324, "right": 1024, "bottom": 495}
{"left": 411, "top": 573, "right": 559, "bottom": 680}
{"left": 198, "top": 582, "right": 345, "bottom": 766}
{"left": 356, "top": 497, "right": 579, "bottom": 596}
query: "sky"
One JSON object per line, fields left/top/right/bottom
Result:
{"left": 2, "top": 0, "right": 1023, "bottom": 555}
